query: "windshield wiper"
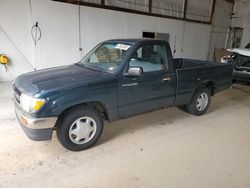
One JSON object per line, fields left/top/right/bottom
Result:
{"left": 75, "top": 62, "right": 84, "bottom": 68}
{"left": 84, "top": 65, "right": 107, "bottom": 73}
{"left": 77, "top": 62, "right": 111, "bottom": 73}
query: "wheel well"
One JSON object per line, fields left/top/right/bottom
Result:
{"left": 203, "top": 81, "right": 215, "bottom": 96}
{"left": 85, "top": 101, "right": 109, "bottom": 120}
{"left": 55, "top": 102, "right": 109, "bottom": 128}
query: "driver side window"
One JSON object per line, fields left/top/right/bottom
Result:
{"left": 129, "top": 44, "right": 168, "bottom": 73}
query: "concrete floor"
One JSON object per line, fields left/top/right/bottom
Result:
{"left": 0, "top": 82, "right": 250, "bottom": 188}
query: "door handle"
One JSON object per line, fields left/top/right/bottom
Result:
{"left": 121, "top": 82, "right": 138, "bottom": 87}
{"left": 162, "top": 76, "right": 171, "bottom": 81}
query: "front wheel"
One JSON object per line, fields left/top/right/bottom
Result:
{"left": 186, "top": 86, "right": 211, "bottom": 116}
{"left": 57, "top": 106, "right": 103, "bottom": 151}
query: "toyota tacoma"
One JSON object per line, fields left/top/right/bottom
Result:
{"left": 13, "top": 39, "right": 233, "bottom": 151}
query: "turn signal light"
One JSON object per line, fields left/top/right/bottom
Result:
{"left": 20, "top": 116, "right": 27, "bottom": 126}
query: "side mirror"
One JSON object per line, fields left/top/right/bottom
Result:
{"left": 128, "top": 67, "right": 143, "bottom": 77}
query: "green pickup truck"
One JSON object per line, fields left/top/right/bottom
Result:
{"left": 13, "top": 39, "right": 233, "bottom": 151}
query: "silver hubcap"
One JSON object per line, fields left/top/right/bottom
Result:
{"left": 69, "top": 116, "right": 97, "bottom": 145}
{"left": 196, "top": 93, "right": 208, "bottom": 111}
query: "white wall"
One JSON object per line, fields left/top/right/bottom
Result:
{"left": 0, "top": 0, "right": 34, "bottom": 81}
{"left": 182, "top": 22, "right": 211, "bottom": 60}
{"left": 208, "top": 0, "right": 233, "bottom": 60}
{"left": 0, "top": 0, "right": 214, "bottom": 81}
{"left": 231, "top": 0, "right": 250, "bottom": 48}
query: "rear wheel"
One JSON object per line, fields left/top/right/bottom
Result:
{"left": 57, "top": 106, "right": 103, "bottom": 151}
{"left": 186, "top": 86, "right": 211, "bottom": 116}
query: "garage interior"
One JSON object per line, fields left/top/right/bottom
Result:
{"left": 0, "top": 0, "right": 250, "bottom": 187}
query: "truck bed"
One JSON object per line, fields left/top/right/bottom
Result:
{"left": 173, "top": 58, "right": 232, "bottom": 106}
{"left": 174, "top": 58, "right": 216, "bottom": 69}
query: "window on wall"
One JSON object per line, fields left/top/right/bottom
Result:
{"left": 152, "top": 0, "right": 184, "bottom": 18}
{"left": 55, "top": 0, "right": 101, "bottom": 4}
{"left": 185, "top": 0, "right": 213, "bottom": 22}
{"left": 142, "top": 32, "right": 170, "bottom": 42}
{"left": 105, "top": 0, "right": 149, "bottom": 12}
{"left": 142, "top": 32, "right": 155, "bottom": 38}
{"left": 81, "top": 0, "right": 100, "bottom": 4}
{"left": 53, "top": 0, "right": 218, "bottom": 24}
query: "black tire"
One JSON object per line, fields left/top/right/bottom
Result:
{"left": 186, "top": 86, "right": 211, "bottom": 116}
{"left": 56, "top": 106, "right": 103, "bottom": 151}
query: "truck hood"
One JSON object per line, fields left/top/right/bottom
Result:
{"left": 14, "top": 64, "right": 113, "bottom": 95}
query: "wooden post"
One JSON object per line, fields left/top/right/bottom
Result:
{"left": 183, "top": 0, "right": 188, "bottom": 19}
{"left": 209, "top": 0, "right": 216, "bottom": 23}
{"left": 149, "top": 0, "right": 152, "bottom": 13}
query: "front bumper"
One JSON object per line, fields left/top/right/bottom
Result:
{"left": 15, "top": 107, "right": 57, "bottom": 141}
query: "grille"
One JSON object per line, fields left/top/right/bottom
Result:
{"left": 13, "top": 84, "right": 21, "bottom": 104}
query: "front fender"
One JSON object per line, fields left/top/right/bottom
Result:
{"left": 37, "top": 83, "right": 118, "bottom": 121}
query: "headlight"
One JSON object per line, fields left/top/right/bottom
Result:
{"left": 20, "top": 93, "right": 46, "bottom": 113}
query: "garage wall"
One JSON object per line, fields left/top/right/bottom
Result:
{"left": 29, "top": 0, "right": 80, "bottom": 70}
{"left": 182, "top": 22, "right": 211, "bottom": 60}
{"left": 208, "top": 0, "right": 233, "bottom": 60}
{"left": 0, "top": 0, "right": 34, "bottom": 81}
{"left": 231, "top": 0, "right": 250, "bottom": 48}
{"left": 0, "top": 0, "right": 213, "bottom": 81}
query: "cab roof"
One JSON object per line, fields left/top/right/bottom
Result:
{"left": 105, "top": 38, "right": 167, "bottom": 44}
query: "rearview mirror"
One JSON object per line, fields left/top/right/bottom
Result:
{"left": 128, "top": 67, "right": 143, "bottom": 77}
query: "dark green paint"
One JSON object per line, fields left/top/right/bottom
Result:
{"left": 14, "top": 39, "right": 233, "bottom": 121}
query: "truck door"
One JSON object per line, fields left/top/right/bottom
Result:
{"left": 118, "top": 42, "right": 176, "bottom": 118}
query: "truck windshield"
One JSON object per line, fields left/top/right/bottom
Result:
{"left": 80, "top": 42, "right": 131, "bottom": 73}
